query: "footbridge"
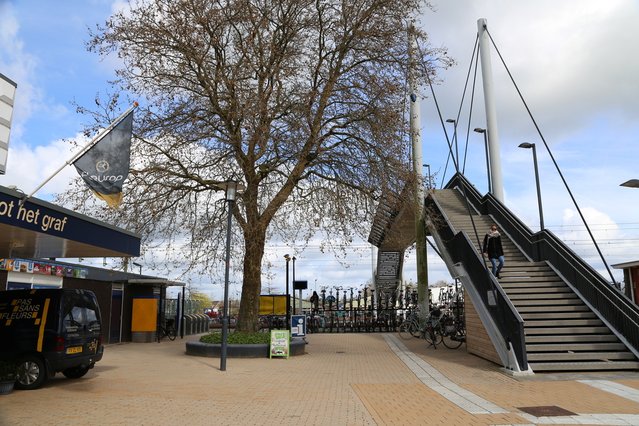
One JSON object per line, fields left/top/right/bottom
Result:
{"left": 370, "top": 172, "right": 639, "bottom": 373}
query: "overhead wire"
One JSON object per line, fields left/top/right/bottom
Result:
{"left": 484, "top": 26, "right": 618, "bottom": 286}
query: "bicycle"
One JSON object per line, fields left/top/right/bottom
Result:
{"left": 398, "top": 312, "right": 422, "bottom": 340}
{"left": 439, "top": 312, "right": 466, "bottom": 349}
{"left": 422, "top": 309, "right": 443, "bottom": 348}
{"left": 157, "top": 318, "right": 177, "bottom": 342}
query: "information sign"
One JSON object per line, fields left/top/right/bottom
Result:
{"left": 291, "top": 315, "right": 306, "bottom": 337}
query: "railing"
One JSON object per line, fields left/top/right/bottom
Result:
{"left": 426, "top": 189, "right": 528, "bottom": 370}
{"left": 445, "top": 173, "right": 639, "bottom": 355}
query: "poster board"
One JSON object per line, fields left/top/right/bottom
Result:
{"left": 259, "top": 294, "right": 287, "bottom": 316}
{"left": 269, "top": 329, "right": 290, "bottom": 359}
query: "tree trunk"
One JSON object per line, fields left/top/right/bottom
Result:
{"left": 236, "top": 226, "right": 266, "bottom": 332}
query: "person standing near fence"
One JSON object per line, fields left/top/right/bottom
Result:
{"left": 483, "top": 224, "right": 504, "bottom": 279}
{"left": 310, "top": 291, "right": 319, "bottom": 314}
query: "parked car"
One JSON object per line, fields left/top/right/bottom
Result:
{"left": 0, "top": 288, "right": 104, "bottom": 390}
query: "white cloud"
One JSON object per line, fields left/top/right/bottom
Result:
{"left": 3, "top": 136, "right": 85, "bottom": 197}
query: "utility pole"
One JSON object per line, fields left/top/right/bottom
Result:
{"left": 408, "top": 23, "right": 428, "bottom": 312}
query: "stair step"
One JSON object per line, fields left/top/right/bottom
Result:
{"left": 517, "top": 305, "right": 590, "bottom": 313}
{"left": 521, "top": 312, "right": 597, "bottom": 320}
{"left": 501, "top": 281, "right": 566, "bottom": 288}
{"left": 525, "top": 334, "right": 619, "bottom": 343}
{"left": 526, "top": 342, "right": 627, "bottom": 352}
{"left": 509, "top": 293, "right": 579, "bottom": 300}
{"left": 524, "top": 326, "right": 611, "bottom": 335}
{"left": 505, "top": 287, "right": 572, "bottom": 294}
{"left": 513, "top": 300, "right": 590, "bottom": 313}
{"left": 525, "top": 319, "right": 603, "bottom": 327}
{"left": 528, "top": 361, "right": 639, "bottom": 372}
{"left": 527, "top": 351, "right": 636, "bottom": 362}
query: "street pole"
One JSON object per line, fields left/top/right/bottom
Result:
{"left": 473, "top": 128, "right": 492, "bottom": 193}
{"left": 284, "top": 254, "right": 291, "bottom": 330}
{"left": 220, "top": 181, "right": 238, "bottom": 372}
{"left": 519, "top": 142, "right": 545, "bottom": 231}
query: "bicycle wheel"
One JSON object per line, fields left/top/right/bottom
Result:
{"left": 167, "top": 325, "right": 177, "bottom": 341}
{"left": 441, "top": 327, "right": 464, "bottom": 349}
{"left": 398, "top": 321, "right": 414, "bottom": 340}
{"left": 424, "top": 325, "right": 442, "bottom": 346}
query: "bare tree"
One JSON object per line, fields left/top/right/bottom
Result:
{"left": 59, "top": 0, "right": 452, "bottom": 331}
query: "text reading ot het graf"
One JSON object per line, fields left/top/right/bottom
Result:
{"left": 0, "top": 200, "right": 68, "bottom": 233}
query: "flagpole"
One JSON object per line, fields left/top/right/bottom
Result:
{"left": 21, "top": 102, "right": 138, "bottom": 204}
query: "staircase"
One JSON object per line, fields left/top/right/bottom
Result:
{"left": 433, "top": 188, "right": 639, "bottom": 372}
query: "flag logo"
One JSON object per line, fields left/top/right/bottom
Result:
{"left": 73, "top": 111, "right": 133, "bottom": 208}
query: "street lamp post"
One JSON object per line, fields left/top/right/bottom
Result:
{"left": 518, "top": 142, "right": 545, "bottom": 231}
{"left": 132, "top": 262, "right": 142, "bottom": 275}
{"left": 220, "top": 180, "right": 239, "bottom": 372}
{"left": 284, "top": 254, "right": 291, "bottom": 330}
{"left": 473, "top": 128, "right": 492, "bottom": 193}
{"left": 292, "top": 256, "right": 297, "bottom": 315}
{"left": 446, "top": 119, "right": 458, "bottom": 167}
{"left": 422, "top": 164, "right": 431, "bottom": 189}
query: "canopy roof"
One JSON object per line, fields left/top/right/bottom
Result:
{"left": 0, "top": 185, "right": 140, "bottom": 258}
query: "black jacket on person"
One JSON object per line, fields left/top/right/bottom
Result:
{"left": 482, "top": 232, "right": 504, "bottom": 259}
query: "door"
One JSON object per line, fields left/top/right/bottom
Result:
{"left": 110, "top": 286, "right": 123, "bottom": 344}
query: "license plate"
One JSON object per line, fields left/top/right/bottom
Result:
{"left": 66, "top": 346, "right": 83, "bottom": 354}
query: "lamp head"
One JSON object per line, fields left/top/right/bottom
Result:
{"left": 473, "top": 128, "right": 486, "bottom": 133}
{"left": 518, "top": 142, "right": 535, "bottom": 149}
{"left": 620, "top": 179, "right": 639, "bottom": 188}
{"left": 446, "top": 118, "right": 456, "bottom": 124}
{"left": 284, "top": 254, "right": 290, "bottom": 261}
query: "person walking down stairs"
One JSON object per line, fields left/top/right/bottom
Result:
{"left": 483, "top": 224, "right": 504, "bottom": 278}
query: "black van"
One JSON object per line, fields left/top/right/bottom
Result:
{"left": 0, "top": 288, "right": 104, "bottom": 390}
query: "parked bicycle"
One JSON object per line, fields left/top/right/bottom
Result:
{"left": 439, "top": 311, "right": 466, "bottom": 349}
{"left": 157, "top": 318, "right": 177, "bottom": 342}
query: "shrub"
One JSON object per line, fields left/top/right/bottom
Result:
{"left": 200, "top": 331, "right": 271, "bottom": 345}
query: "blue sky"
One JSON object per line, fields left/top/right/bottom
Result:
{"left": 1, "top": 0, "right": 639, "bottom": 299}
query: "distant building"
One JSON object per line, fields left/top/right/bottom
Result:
{"left": 612, "top": 260, "right": 639, "bottom": 304}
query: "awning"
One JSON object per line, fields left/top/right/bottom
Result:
{"left": 0, "top": 185, "right": 140, "bottom": 258}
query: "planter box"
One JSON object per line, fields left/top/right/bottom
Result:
{"left": 185, "top": 338, "right": 306, "bottom": 358}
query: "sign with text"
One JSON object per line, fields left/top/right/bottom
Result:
{"left": 291, "top": 315, "right": 306, "bottom": 337}
{"left": 269, "top": 330, "right": 290, "bottom": 359}
{"left": 0, "top": 189, "right": 140, "bottom": 257}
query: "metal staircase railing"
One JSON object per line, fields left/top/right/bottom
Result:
{"left": 444, "top": 173, "right": 639, "bottom": 356}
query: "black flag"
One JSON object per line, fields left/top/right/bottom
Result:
{"left": 73, "top": 111, "right": 133, "bottom": 208}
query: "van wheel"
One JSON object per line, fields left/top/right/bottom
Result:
{"left": 15, "top": 356, "right": 47, "bottom": 390}
{"left": 62, "top": 365, "right": 90, "bottom": 379}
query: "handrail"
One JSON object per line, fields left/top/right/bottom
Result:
{"left": 425, "top": 192, "right": 528, "bottom": 370}
{"left": 445, "top": 173, "right": 639, "bottom": 354}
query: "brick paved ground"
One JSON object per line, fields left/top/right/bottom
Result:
{"left": 1, "top": 333, "right": 639, "bottom": 425}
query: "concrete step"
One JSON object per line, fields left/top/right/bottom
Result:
{"left": 527, "top": 351, "right": 636, "bottom": 362}
{"left": 524, "top": 319, "right": 603, "bottom": 327}
{"left": 528, "top": 360, "right": 639, "bottom": 372}
{"left": 509, "top": 293, "right": 579, "bottom": 300}
{"left": 524, "top": 326, "right": 611, "bottom": 335}
{"left": 517, "top": 305, "right": 590, "bottom": 313}
{"left": 525, "top": 334, "right": 619, "bottom": 343}
{"left": 521, "top": 312, "right": 597, "bottom": 320}
{"left": 526, "top": 342, "right": 627, "bottom": 352}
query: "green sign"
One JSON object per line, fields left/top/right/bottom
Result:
{"left": 269, "top": 330, "right": 290, "bottom": 359}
